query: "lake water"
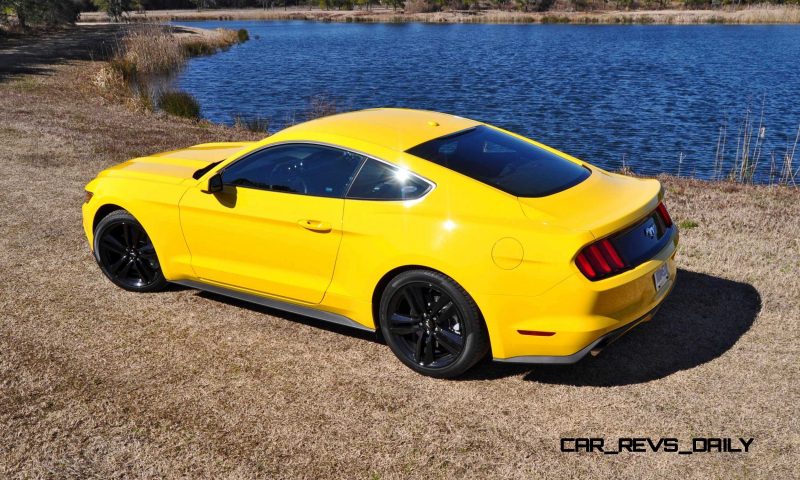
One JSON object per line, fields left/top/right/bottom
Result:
{"left": 171, "top": 21, "right": 800, "bottom": 183}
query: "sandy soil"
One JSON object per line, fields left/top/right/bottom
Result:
{"left": 0, "top": 25, "right": 798, "bottom": 479}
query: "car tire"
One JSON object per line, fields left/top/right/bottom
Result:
{"left": 379, "top": 269, "right": 489, "bottom": 378}
{"left": 93, "top": 210, "right": 168, "bottom": 293}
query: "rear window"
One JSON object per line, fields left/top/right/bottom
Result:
{"left": 405, "top": 125, "right": 590, "bottom": 197}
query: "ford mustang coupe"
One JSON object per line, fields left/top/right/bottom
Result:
{"left": 83, "top": 108, "right": 678, "bottom": 378}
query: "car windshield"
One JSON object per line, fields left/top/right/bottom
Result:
{"left": 405, "top": 125, "right": 590, "bottom": 197}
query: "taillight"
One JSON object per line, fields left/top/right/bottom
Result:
{"left": 656, "top": 202, "right": 673, "bottom": 228}
{"left": 575, "top": 203, "right": 674, "bottom": 281}
{"left": 575, "top": 238, "right": 628, "bottom": 281}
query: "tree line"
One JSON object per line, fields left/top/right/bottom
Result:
{"left": 2, "top": 0, "right": 799, "bottom": 30}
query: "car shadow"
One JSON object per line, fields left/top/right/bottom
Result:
{"left": 194, "top": 291, "right": 381, "bottom": 344}
{"left": 185, "top": 269, "right": 759, "bottom": 385}
{"left": 0, "top": 24, "right": 129, "bottom": 81}
{"left": 0, "top": 24, "right": 197, "bottom": 82}
{"left": 462, "top": 269, "right": 761, "bottom": 385}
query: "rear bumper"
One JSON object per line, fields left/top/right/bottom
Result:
{"left": 485, "top": 228, "right": 678, "bottom": 362}
{"left": 494, "top": 304, "right": 662, "bottom": 364}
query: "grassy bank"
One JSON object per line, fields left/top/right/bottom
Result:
{"left": 1, "top": 25, "right": 799, "bottom": 478}
{"left": 78, "top": 5, "right": 800, "bottom": 25}
{"left": 90, "top": 24, "right": 246, "bottom": 115}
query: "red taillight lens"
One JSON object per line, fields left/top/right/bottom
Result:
{"left": 599, "top": 239, "right": 625, "bottom": 269}
{"left": 587, "top": 244, "right": 612, "bottom": 274}
{"left": 575, "top": 238, "right": 627, "bottom": 281}
{"left": 656, "top": 202, "right": 673, "bottom": 228}
{"left": 575, "top": 251, "right": 596, "bottom": 279}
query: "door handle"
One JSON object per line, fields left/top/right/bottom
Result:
{"left": 298, "top": 219, "right": 332, "bottom": 233}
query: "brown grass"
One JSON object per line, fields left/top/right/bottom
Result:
{"left": 117, "top": 26, "right": 185, "bottom": 75}
{"left": 78, "top": 5, "right": 800, "bottom": 24}
{"left": 91, "top": 24, "right": 245, "bottom": 114}
{"left": 1, "top": 26, "right": 799, "bottom": 479}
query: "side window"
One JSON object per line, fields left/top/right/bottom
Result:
{"left": 221, "top": 144, "right": 364, "bottom": 198}
{"left": 347, "top": 159, "right": 431, "bottom": 201}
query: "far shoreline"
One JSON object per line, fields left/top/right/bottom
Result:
{"left": 78, "top": 6, "right": 800, "bottom": 26}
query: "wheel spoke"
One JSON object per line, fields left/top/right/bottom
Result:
{"left": 101, "top": 236, "right": 126, "bottom": 254}
{"left": 118, "top": 258, "right": 134, "bottom": 278}
{"left": 108, "top": 255, "right": 128, "bottom": 274}
{"left": 435, "top": 329, "right": 463, "bottom": 355}
{"left": 135, "top": 258, "right": 155, "bottom": 283}
{"left": 140, "top": 252, "right": 158, "bottom": 262}
{"left": 130, "top": 225, "right": 142, "bottom": 246}
{"left": 414, "top": 332, "right": 425, "bottom": 363}
{"left": 435, "top": 305, "right": 455, "bottom": 326}
{"left": 423, "top": 334, "right": 434, "bottom": 364}
{"left": 431, "top": 295, "right": 452, "bottom": 317}
{"left": 139, "top": 243, "right": 158, "bottom": 265}
{"left": 122, "top": 223, "right": 132, "bottom": 247}
{"left": 404, "top": 285, "right": 427, "bottom": 316}
{"left": 130, "top": 258, "right": 145, "bottom": 280}
{"left": 388, "top": 313, "right": 420, "bottom": 335}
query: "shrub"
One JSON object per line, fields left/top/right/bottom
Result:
{"left": 307, "top": 94, "right": 337, "bottom": 120}
{"left": 237, "top": 28, "right": 249, "bottom": 42}
{"left": 108, "top": 57, "right": 137, "bottom": 81}
{"left": 182, "top": 40, "right": 215, "bottom": 56}
{"left": 158, "top": 90, "right": 200, "bottom": 119}
{"left": 234, "top": 113, "right": 270, "bottom": 133}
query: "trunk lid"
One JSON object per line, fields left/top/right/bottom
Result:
{"left": 517, "top": 168, "right": 662, "bottom": 239}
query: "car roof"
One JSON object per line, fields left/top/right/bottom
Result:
{"left": 273, "top": 108, "right": 481, "bottom": 152}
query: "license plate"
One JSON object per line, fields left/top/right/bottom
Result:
{"left": 653, "top": 263, "right": 669, "bottom": 292}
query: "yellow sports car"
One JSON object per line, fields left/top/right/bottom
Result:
{"left": 83, "top": 108, "right": 678, "bottom": 378}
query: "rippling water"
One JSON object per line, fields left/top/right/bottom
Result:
{"left": 171, "top": 21, "right": 800, "bottom": 182}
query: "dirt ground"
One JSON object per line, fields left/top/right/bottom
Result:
{"left": 1, "top": 26, "right": 798, "bottom": 479}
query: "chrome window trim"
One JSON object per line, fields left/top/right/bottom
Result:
{"left": 220, "top": 140, "right": 437, "bottom": 202}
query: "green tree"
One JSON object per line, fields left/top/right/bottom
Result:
{"left": 91, "top": 0, "right": 133, "bottom": 20}
{"left": 0, "top": 0, "right": 80, "bottom": 28}
{"left": 187, "top": 0, "right": 218, "bottom": 9}
{"left": 384, "top": 0, "right": 403, "bottom": 10}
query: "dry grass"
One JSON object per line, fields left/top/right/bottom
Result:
{"left": 117, "top": 26, "right": 185, "bottom": 75}
{"left": 91, "top": 24, "right": 245, "bottom": 114}
{"left": 78, "top": 5, "right": 800, "bottom": 24}
{"left": 1, "top": 27, "right": 799, "bottom": 479}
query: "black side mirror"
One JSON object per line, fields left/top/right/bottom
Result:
{"left": 203, "top": 173, "right": 223, "bottom": 194}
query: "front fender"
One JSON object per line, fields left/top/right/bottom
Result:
{"left": 82, "top": 177, "right": 193, "bottom": 281}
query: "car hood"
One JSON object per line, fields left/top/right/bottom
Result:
{"left": 99, "top": 142, "right": 256, "bottom": 184}
{"left": 517, "top": 168, "right": 662, "bottom": 239}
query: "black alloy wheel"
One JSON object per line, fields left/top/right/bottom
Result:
{"left": 380, "top": 270, "right": 489, "bottom": 378}
{"left": 94, "top": 210, "right": 167, "bottom": 292}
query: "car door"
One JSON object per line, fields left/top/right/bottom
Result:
{"left": 179, "top": 143, "right": 365, "bottom": 304}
